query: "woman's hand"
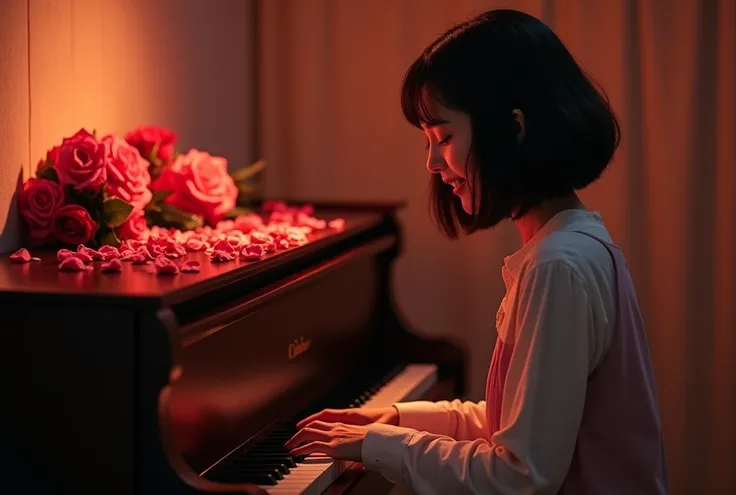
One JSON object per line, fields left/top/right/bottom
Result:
{"left": 285, "top": 420, "right": 369, "bottom": 461}
{"left": 285, "top": 407, "right": 399, "bottom": 462}
{"left": 296, "top": 406, "right": 399, "bottom": 428}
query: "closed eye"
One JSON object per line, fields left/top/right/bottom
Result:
{"left": 424, "top": 135, "right": 452, "bottom": 149}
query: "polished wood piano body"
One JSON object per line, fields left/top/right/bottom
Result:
{"left": 0, "top": 202, "right": 465, "bottom": 495}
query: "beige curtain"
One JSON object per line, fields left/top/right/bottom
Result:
{"left": 258, "top": 0, "right": 736, "bottom": 492}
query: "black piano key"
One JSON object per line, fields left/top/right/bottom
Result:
{"left": 207, "top": 364, "right": 406, "bottom": 485}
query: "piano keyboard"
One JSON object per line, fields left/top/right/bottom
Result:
{"left": 205, "top": 364, "right": 437, "bottom": 495}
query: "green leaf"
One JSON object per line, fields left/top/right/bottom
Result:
{"left": 103, "top": 198, "right": 134, "bottom": 228}
{"left": 150, "top": 141, "right": 160, "bottom": 161}
{"left": 38, "top": 166, "right": 59, "bottom": 183}
{"left": 146, "top": 203, "right": 203, "bottom": 231}
{"left": 230, "top": 159, "right": 267, "bottom": 182}
{"left": 237, "top": 182, "right": 257, "bottom": 195}
{"left": 94, "top": 225, "right": 121, "bottom": 248}
{"left": 224, "top": 206, "right": 253, "bottom": 219}
{"left": 151, "top": 189, "right": 172, "bottom": 203}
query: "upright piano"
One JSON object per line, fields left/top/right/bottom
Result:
{"left": 0, "top": 201, "right": 465, "bottom": 495}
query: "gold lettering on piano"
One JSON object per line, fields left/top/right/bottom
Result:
{"left": 288, "top": 337, "right": 312, "bottom": 360}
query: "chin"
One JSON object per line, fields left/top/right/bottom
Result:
{"left": 459, "top": 196, "right": 473, "bottom": 215}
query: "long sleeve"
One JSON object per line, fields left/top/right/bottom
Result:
{"left": 392, "top": 399, "right": 489, "bottom": 441}
{"left": 362, "top": 261, "right": 595, "bottom": 494}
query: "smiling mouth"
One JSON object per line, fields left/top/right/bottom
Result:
{"left": 445, "top": 178, "right": 466, "bottom": 194}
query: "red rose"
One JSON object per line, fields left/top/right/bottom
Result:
{"left": 151, "top": 149, "right": 238, "bottom": 225}
{"left": 52, "top": 205, "right": 98, "bottom": 245}
{"left": 115, "top": 209, "right": 148, "bottom": 241}
{"left": 18, "top": 178, "right": 66, "bottom": 245}
{"left": 102, "top": 134, "right": 152, "bottom": 210}
{"left": 55, "top": 129, "right": 108, "bottom": 190}
{"left": 124, "top": 125, "right": 177, "bottom": 164}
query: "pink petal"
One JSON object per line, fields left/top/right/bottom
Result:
{"left": 181, "top": 260, "right": 201, "bottom": 273}
{"left": 75, "top": 251, "right": 93, "bottom": 263}
{"left": 10, "top": 248, "right": 31, "bottom": 263}
{"left": 210, "top": 249, "right": 235, "bottom": 262}
{"left": 155, "top": 262, "right": 179, "bottom": 275}
{"left": 58, "top": 256, "right": 87, "bottom": 272}
{"left": 57, "top": 248, "right": 75, "bottom": 262}
{"left": 100, "top": 258, "right": 122, "bottom": 273}
{"left": 328, "top": 218, "right": 345, "bottom": 231}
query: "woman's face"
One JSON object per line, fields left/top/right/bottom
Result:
{"left": 421, "top": 93, "right": 475, "bottom": 214}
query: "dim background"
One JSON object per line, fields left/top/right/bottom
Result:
{"left": 0, "top": 0, "right": 734, "bottom": 493}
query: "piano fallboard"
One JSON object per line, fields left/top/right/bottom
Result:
{"left": 0, "top": 201, "right": 466, "bottom": 495}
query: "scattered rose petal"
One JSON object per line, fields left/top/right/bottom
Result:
{"left": 186, "top": 238, "right": 206, "bottom": 251}
{"left": 249, "top": 231, "right": 273, "bottom": 244}
{"left": 78, "top": 245, "right": 102, "bottom": 260}
{"left": 181, "top": 260, "right": 201, "bottom": 273}
{"left": 328, "top": 218, "right": 345, "bottom": 231}
{"left": 153, "top": 254, "right": 179, "bottom": 275}
{"left": 135, "top": 246, "right": 154, "bottom": 260}
{"left": 58, "top": 256, "right": 87, "bottom": 272}
{"left": 57, "top": 248, "right": 75, "bottom": 262}
{"left": 100, "top": 258, "right": 122, "bottom": 273}
{"left": 240, "top": 244, "right": 264, "bottom": 261}
{"left": 154, "top": 254, "right": 174, "bottom": 268}
{"left": 75, "top": 251, "right": 93, "bottom": 263}
{"left": 98, "top": 245, "right": 120, "bottom": 260}
{"left": 130, "top": 253, "right": 150, "bottom": 264}
{"left": 10, "top": 248, "right": 31, "bottom": 263}
{"left": 156, "top": 262, "right": 179, "bottom": 275}
{"left": 212, "top": 239, "right": 237, "bottom": 253}
{"left": 210, "top": 249, "right": 235, "bottom": 262}
{"left": 278, "top": 239, "right": 289, "bottom": 249}
{"left": 263, "top": 240, "right": 276, "bottom": 253}
{"left": 30, "top": 257, "right": 41, "bottom": 262}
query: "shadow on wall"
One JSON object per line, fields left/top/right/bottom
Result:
{"left": 0, "top": 171, "right": 23, "bottom": 253}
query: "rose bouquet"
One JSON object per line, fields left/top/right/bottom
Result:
{"left": 21, "top": 128, "right": 149, "bottom": 248}
{"left": 18, "top": 125, "right": 266, "bottom": 249}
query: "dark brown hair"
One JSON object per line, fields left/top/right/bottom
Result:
{"left": 401, "top": 9, "right": 621, "bottom": 238}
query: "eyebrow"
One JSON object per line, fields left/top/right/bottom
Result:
{"left": 423, "top": 119, "right": 451, "bottom": 128}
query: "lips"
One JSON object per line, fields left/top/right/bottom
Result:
{"left": 443, "top": 177, "right": 466, "bottom": 194}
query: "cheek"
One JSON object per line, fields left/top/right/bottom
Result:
{"left": 446, "top": 149, "right": 468, "bottom": 176}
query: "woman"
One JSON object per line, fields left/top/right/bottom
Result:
{"left": 286, "top": 9, "right": 668, "bottom": 494}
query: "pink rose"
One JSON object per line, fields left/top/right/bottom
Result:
{"left": 55, "top": 129, "right": 108, "bottom": 190}
{"left": 52, "top": 205, "right": 98, "bottom": 245}
{"left": 102, "top": 134, "right": 152, "bottom": 210}
{"left": 151, "top": 149, "right": 238, "bottom": 225}
{"left": 124, "top": 125, "right": 177, "bottom": 164}
{"left": 115, "top": 209, "right": 148, "bottom": 241}
{"left": 18, "top": 178, "right": 66, "bottom": 245}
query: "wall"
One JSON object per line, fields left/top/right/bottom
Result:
{"left": 0, "top": 0, "right": 256, "bottom": 253}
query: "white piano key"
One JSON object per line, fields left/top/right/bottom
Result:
{"left": 262, "top": 364, "right": 437, "bottom": 494}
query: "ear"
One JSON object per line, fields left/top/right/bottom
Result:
{"left": 512, "top": 109, "right": 525, "bottom": 144}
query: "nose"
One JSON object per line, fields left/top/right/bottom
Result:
{"left": 425, "top": 144, "right": 447, "bottom": 174}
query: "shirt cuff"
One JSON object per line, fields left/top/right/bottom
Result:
{"left": 393, "top": 401, "right": 447, "bottom": 433}
{"left": 361, "top": 422, "right": 417, "bottom": 484}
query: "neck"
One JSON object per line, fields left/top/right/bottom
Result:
{"left": 513, "top": 193, "right": 586, "bottom": 244}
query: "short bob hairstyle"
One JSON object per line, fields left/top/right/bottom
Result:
{"left": 401, "top": 9, "right": 621, "bottom": 238}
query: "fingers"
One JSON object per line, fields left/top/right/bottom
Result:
{"left": 296, "top": 408, "right": 354, "bottom": 429}
{"left": 303, "top": 420, "right": 336, "bottom": 431}
{"left": 284, "top": 426, "right": 332, "bottom": 451}
{"left": 290, "top": 441, "right": 332, "bottom": 457}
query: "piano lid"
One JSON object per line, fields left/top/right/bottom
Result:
{"left": 0, "top": 202, "right": 402, "bottom": 307}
